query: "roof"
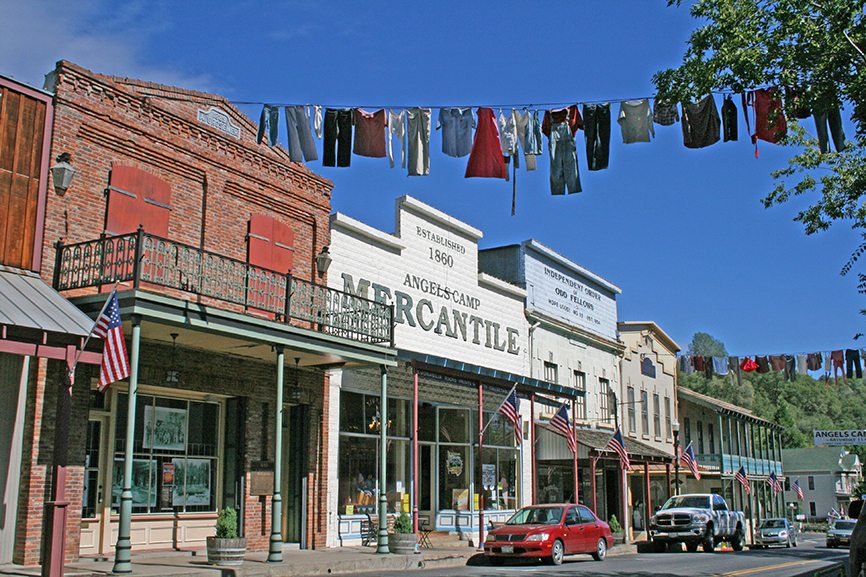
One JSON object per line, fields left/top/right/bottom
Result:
{"left": 575, "top": 427, "right": 671, "bottom": 461}
{"left": 678, "top": 387, "right": 782, "bottom": 430}
{"left": 617, "top": 321, "right": 681, "bottom": 353}
{"left": 0, "top": 269, "right": 92, "bottom": 337}
{"left": 782, "top": 447, "right": 861, "bottom": 474}
{"left": 522, "top": 240, "right": 622, "bottom": 295}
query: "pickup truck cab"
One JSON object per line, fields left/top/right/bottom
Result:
{"left": 649, "top": 493, "right": 746, "bottom": 552}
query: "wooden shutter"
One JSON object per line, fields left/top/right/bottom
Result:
{"left": 247, "top": 214, "right": 294, "bottom": 274}
{"left": 105, "top": 165, "right": 171, "bottom": 236}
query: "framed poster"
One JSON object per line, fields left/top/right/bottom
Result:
{"left": 111, "top": 459, "right": 156, "bottom": 508}
{"left": 144, "top": 406, "right": 187, "bottom": 451}
{"left": 172, "top": 458, "right": 212, "bottom": 506}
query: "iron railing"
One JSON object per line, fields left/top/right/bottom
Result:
{"left": 53, "top": 228, "right": 393, "bottom": 345}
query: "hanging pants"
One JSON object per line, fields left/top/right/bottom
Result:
{"left": 583, "top": 103, "right": 611, "bottom": 171}
{"left": 548, "top": 123, "right": 581, "bottom": 195}
{"left": 323, "top": 108, "right": 353, "bottom": 167}
{"left": 814, "top": 108, "right": 846, "bottom": 153}
{"left": 284, "top": 106, "right": 318, "bottom": 162}
{"left": 846, "top": 349, "right": 862, "bottom": 379}
{"left": 257, "top": 105, "right": 280, "bottom": 146}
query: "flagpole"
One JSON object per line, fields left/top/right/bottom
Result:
{"left": 479, "top": 382, "right": 518, "bottom": 439}
{"left": 67, "top": 283, "right": 120, "bottom": 377}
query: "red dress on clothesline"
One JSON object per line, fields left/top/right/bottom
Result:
{"left": 465, "top": 107, "right": 506, "bottom": 179}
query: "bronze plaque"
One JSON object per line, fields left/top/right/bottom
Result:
{"left": 250, "top": 470, "right": 274, "bottom": 496}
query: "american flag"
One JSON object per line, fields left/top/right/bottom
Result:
{"left": 606, "top": 428, "right": 630, "bottom": 470}
{"left": 766, "top": 472, "right": 782, "bottom": 495}
{"left": 680, "top": 442, "right": 701, "bottom": 480}
{"left": 734, "top": 466, "right": 751, "bottom": 495}
{"left": 549, "top": 403, "right": 576, "bottom": 455}
{"left": 497, "top": 387, "right": 521, "bottom": 445}
{"left": 93, "top": 291, "right": 129, "bottom": 391}
{"left": 792, "top": 478, "right": 804, "bottom": 501}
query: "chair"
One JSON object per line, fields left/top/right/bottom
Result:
{"left": 361, "top": 513, "right": 378, "bottom": 547}
{"left": 418, "top": 520, "right": 434, "bottom": 549}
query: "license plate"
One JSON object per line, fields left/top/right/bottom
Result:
{"left": 501, "top": 545, "right": 514, "bottom": 554}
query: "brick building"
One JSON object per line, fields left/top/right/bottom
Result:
{"left": 9, "top": 61, "right": 395, "bottom": 565}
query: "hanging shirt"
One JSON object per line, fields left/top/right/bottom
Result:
{"left": 515, "top": 110, "right": 538, "bottom": 171}
{"left": 744, "top": 88, "right": 787, "bottom": 154}
{"left": 796, "top": 354, "right": 808, "bottom": 375}
{"left": 406, "top": 108, "right": 431, "bottom": 176}
{"left": 721, "top": 95, "right": 738, "bottom": 142}
{"left": 806, "top": 352, "right": 823, "bottom": 371}
{"left": 618, "top": 99, "right": 654, "bottom": 143}
{"left": 499, "top": 110, "right": 520, "bottom": 159}
{"left": 653, "top": 101, "right": 679, "bottom": 126}
{"left": 388, "top": 109, "right": 407, "bottom": 169}
{"left": 712, "top": 356, "right": 729, "bottom": 375}
{"left": 769, "top": 355, "right": 786, "bottom": 372}
{"left": 542, "top": 105, "right": 582, "bottom": 137}
{"left": 681, "top": 95, "right": 720, "bottom": 149}
{"left": 465, "top": 108, "right": 507, "bottom": 179}
{"left": 437, "top": 107, "right": 475, "bottom": 158}
{"left": 740, "top": 357, "right": 759, "bottom": 372}
{"left": 353, "top": 108, "right": 388, "bottom": 158}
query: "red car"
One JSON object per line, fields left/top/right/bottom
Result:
{"left": 484, "top": 504, "right": 613, "bottom": 566}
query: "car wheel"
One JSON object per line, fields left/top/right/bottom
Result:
{"left": 686, "top": 542, "right": 699, "bottom": 552}
{"left": 545, "top": 539, "right": 564, "bottom": 566}
{"left": 731, "top": 527, "right": 744, "bottom": 551}
{"left": 703, "top": 531, "right": 715, "bottom": 553}
{"left": 488, "top": 556, "right": 504, "bottom": 566}
{"left": 592, "top": 538, "right": 607, "bottom": 561}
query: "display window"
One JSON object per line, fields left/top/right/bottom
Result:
{"left": 112, "top": 393, "right": 220, "bottom": 514}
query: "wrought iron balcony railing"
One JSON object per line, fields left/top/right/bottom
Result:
{"left": 53, "top": 228, "right": 394, "bottom": 346}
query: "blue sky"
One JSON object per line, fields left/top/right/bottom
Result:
{"left": 2, "top": 0, "right": 862, "bottom": 356}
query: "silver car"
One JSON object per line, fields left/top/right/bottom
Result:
{"left": 754, "top": 518, "right": 797, "bottom": 548}
{"left": 827, "top": 519, "right": 857, "bottom": 548}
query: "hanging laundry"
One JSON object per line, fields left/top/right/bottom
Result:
{"left": 618, "top": 99, "right": 653, "bottom": 144}
{"left": 406, "top": 108, "right": 431, "bottom": 176}
{"left": 830, "top": 350, "right": 845, "bottom": 385}
{"left": 353, "top": 108, "right": 388, "bottom": 158}
{"left": 582, "top": 103, "right": 611, "bottom": 171}
{"left": 769, "top": 355, "right": 786, "bottom": 372}
{"left": 806, "top": 352, "right": 823, "bottom": 371}
{"left": 542, "top": 105, "right": 582, "bottom": 194}
{"left": 653, "top": 100, "right": 679, "bottom": 126}
{"left": 283, "top": 105, "right": 318, "bottom": 163}
{"left": 743, "top": 88, "right": 787, "bottom": 156}
{"left": 730, "top": 356, "right": 743, "bottom": 386}
{"left": 796, "top": 354, "right": 808, "bottom": 375}
{"left": 755, "top": 355, "right": 770, "bottom": 373}
{"left": 693, "top": 356, "right": 706, "bottom": 372}
{"left": 680, "top": 355, "right": 694, "bottom": 374}
{"left": 388, "top": 109, "right": 407, "bottom": 169}
{"left": 814, "top": 104, "right": 846, "bottom": 153}
{"left": 740, "top": 357, "right": 758, "bottom": 372}
{"left": 785, "top": 87, "right": 812, "bottom": 120}
{"left": 681, "top": 95, "right": 720, "bottom": 149}
{"left": 257, "top": 104, "right": 280, "bottom": 146}
{"left": 499, "top": 109, "right": 520, "bottom": 179}
{"left": 465, "top": 108, "right": 507, "bottom": 179}
{"left": 438, "top": 107, "right": 475, "bottom": 158}
{"left": 323, "top": 108, "right": 353, "bottom": 167}
{"left": 845, "top": 349, "right": 862, "bottom": 379}
{"left": 721, "top": 95, "right": 738, "bottom": 142}
{"left": 784, "top": 354, "right": 796, "bottom": 381}
{"left": 313, "top": 105, "right": 323, "bottom": 139}
{"left": 704, "top": 356, "right": 713, "bottom": 379}
{"left": 712, "top": 356, "right": 729, "bottom": 375}
{"left": 516, "top": 108, "right": 543, "bottom": 171}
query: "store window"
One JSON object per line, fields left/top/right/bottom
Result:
{"left": 808, "top": 476, "right": 815, "bottom": 490}
{"left": 574, "top": 371, "right": 586, "bottom": 420}
{"left": 112, "top": 394, "right": 219, "bottom": 514}
{"left": 544, "top": 362, "right": 558, "bottom": 384}
{"left": 698, "top": 421, "right": 704, "bottom": 454}
{"left": 708, "top": 424, "right": 715, "bottom": 454}
{"left": 627, "top": 387, "right": 636, "bottom": 434}
{"left": 481, "top": 410, "right": 519, "bottom": 510}
{"left": 599, "top": 378, "right": 611, "bottom": 423}
{"left": 684, "top": 417, "right": 691, "bottom": 447}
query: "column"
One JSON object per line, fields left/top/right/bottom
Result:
{"left": 268, "top": 346, "right": 285, "bottom": 562}
{"left": 591, "top": 454, "right": 597, "bottom": 512}
{"left": 113, "top": 315, "right": 141, "bottom": 573}
{"left": 530, "top": 394, "right": 536, "bottom": 505}
{"left": 412, "top": 368, "right": 419, "bottom": 533}
{"left": 644, "top": 461, "right": 651, "bottom": 535}
{"left": 377, "top": 366, "right": 389, "bottom": 553}
{"left": 571, "top": 399, "right": 578, "bottom": 505}
{"left": 477, "top": 382, "right": 484, "bottom": 549}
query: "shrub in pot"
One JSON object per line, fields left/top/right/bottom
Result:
{"left": 609, "top": 514, "right": 624, "bottom": 543}
{"left": 206, "top": 507, "right": 247, "bottom": 566}
{"left": 388, "top": 512, "right": 418, "bottom": 554}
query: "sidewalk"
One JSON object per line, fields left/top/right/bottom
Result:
{"left": 0, "top": 541, "right": 638, "bottom": 577}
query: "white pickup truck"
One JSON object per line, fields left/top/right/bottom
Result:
{"left": 648, "top": 493, "right": 746, "bottom": 552}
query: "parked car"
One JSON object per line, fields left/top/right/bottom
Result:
{"left": 827, "top": 518, "right": 857, "bottom": 548}
{"left": 484, "top": 504, "right": 613, "bottom": 566}
{"left": 649, "top": 493, "right": 746, "bottom": 553}
{"left": 754, "top": 518, "right": 797, "bottom": 548}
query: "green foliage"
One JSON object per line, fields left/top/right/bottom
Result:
{"left": 656, "top": 0, "right": 866, "bottom": 280}
{"left": 393, "top": 511, "right": 413, "bottom": 534}
{"left": 688, "top": 332, "right": 728, "bottom": 357}
{"left": 215, "top": 507, "right": 239, "bottom": 539}
{"left": 608, "top": 514, "right": 622, "bottom": 533}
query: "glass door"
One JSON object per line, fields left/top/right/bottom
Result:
{"left": 80, "top": 415, "right": 110, "bottom": 556}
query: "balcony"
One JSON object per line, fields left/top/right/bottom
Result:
{"left": 53, "top": 229, "right": 393, "bottom": 346}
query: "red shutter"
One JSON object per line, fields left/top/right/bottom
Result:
{"left": 106, "top": 165, "right": 171, "bottom": 236}
{"left": 247, "top": 214, "right": 294, "bottom": 274}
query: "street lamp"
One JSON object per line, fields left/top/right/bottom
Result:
{"left": 788, "top": 502, "right": 797, "bottom": 523}
{"left": 672, "top": 420, "right": 681, "bottom": 495}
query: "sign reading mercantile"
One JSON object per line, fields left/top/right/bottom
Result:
{"left": 197, "top": 107, "right": 241, "bottom": 139}
{"left": 814, "top": 429, "right": 866, "bottom": 446}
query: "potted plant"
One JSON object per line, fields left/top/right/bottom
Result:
{"left": 388, "top": 512, "right": 417, "bottom": 554}
{"left": 608, "top": 514, "right": 624, "bottom": 544}
{"left": 206, "top": 507, "right": 246, "bottom": 566}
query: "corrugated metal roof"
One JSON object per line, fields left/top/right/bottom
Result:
{"left": 0, "top": 270, "right": 92, "bottom": 336}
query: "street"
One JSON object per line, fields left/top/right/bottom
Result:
{"left": 347, "top": 534, "right": 848, "bottom": 577}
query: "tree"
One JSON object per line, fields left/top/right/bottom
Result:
{"left": 687, "top": 331, "right": 729, "bottom": 356}
{"left": 655, "top": 0, "right": 866, "bottom": 284}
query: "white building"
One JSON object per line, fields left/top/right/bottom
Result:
{"left": 783, "top": 447, "right": 862, "bottom": 521}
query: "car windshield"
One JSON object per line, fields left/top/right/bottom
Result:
{"left": 506, "top": 507, "right": 564, "bottom": 525}
{"left": 660, "top": 495, "right": 711, "bottom": 510}
{"left": 759, "top": 519, "right": 786, "bottom": 529}
{"left": 833, "top": 520, "right": 857, "bottom": 530}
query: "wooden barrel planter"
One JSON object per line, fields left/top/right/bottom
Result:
{"left": 388, "top": 533, "right": 418, "bottom": 554}
{"left": 206, "top": 537, "right": 247, "bottom": 566}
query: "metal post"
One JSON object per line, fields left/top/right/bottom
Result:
{"left": 530, "top": 394, "right": 536, "bottom": 505}
{"left": 477, "top": 382, "right": 484, "bottom": 549}
{"left": 268, "top": 345, "right": 285, "bottom": 562}
{"left": 377, "top": 366, "right": 389, "bottom": 553}
{"left": 673, "top": 427, "right": 680, "bottom": 495}
{"left": 665, "top": 463, "right": 671, "bottom": 498}
{"left": 412, "top": 368, "right": 419, "bottom": 534}
{"left": 644, "top": 461, "right": 651, "bottom": 534}
{"left": 571, "top": 398, "right": 579, "bottom": 505}
{"left": 590, "top": 454, "right": 597, "bottom": 513}
{"left": 113, "top": 315, "right": 141, "bottom": 573}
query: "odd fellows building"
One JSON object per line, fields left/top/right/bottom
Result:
{"left": 478, "top": 243, "right": 673, "bottom": 542}
{"left": 12, "top": 60, "right": 396, "bottom": 567}
{"left": 326, "top": 197, "right": 583, "bottom": 546}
